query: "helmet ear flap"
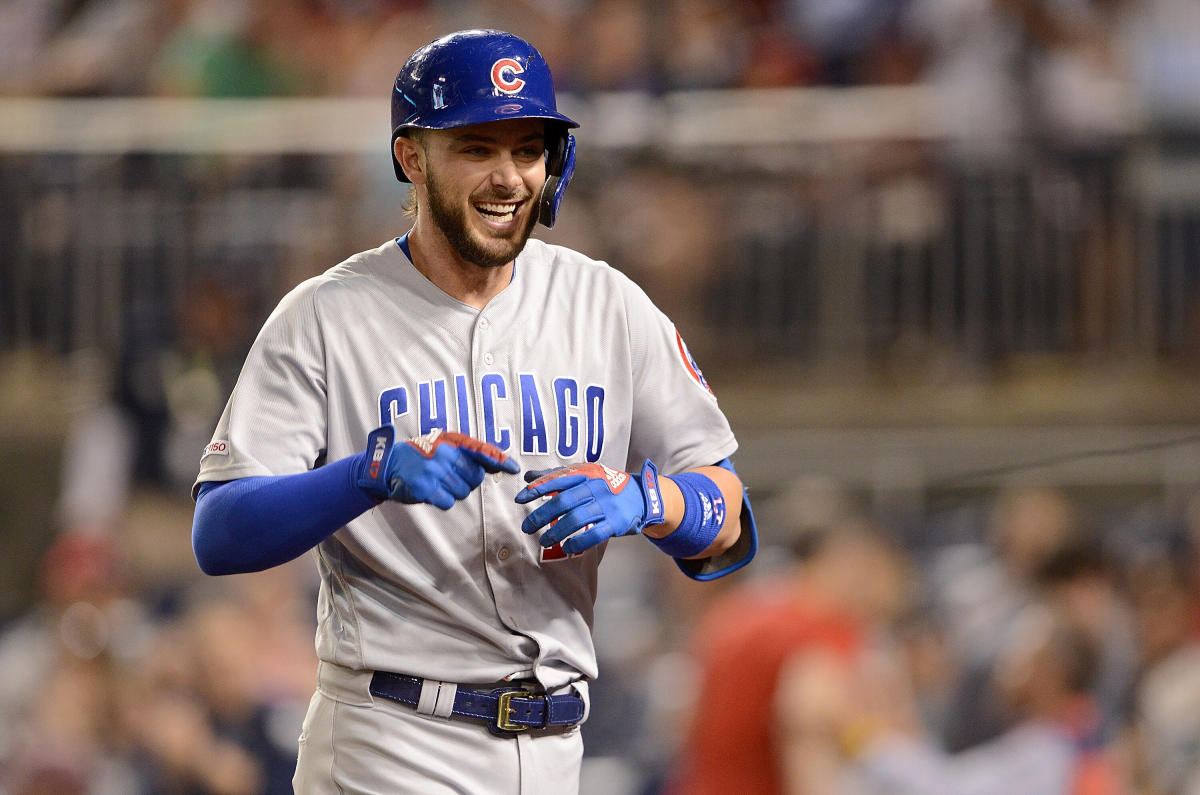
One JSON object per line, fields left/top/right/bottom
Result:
{"left": 538, "top": 133, "right": 575, "bottom": 228}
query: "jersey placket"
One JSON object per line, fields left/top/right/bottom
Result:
{"left": 471, "top": 308, "right": 530, "bottom": 637}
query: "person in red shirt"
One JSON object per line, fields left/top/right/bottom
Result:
{"left": 666, "top": 489, "right": 912, "bottom": 795}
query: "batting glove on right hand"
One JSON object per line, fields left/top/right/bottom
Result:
{"left": 357, "top": 425, "right": 519, "bottom": 510}
{"left": 514, "top": 460, "right": 665, "bottom": 555}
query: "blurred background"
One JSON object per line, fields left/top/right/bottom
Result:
{"left": 3, "top": 0, "right": 1200, "bottom": 793}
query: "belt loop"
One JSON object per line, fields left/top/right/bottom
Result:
{"left": 570, "top": 680, "right": 590, "bottom": 724}
{"left": 417, "top": 679, "right": 456, "bottom": 719}
{"left": 432, "top": 681, "right": 457, "bottom": 719}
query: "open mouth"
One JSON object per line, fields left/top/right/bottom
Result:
{"left": 474, "top": 200, "right": 521, "bottom": 225}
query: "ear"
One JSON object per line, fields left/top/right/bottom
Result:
{"left": 394, "top": 135, "right": 427, "bottom": 185}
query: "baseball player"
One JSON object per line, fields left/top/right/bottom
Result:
{"left": 191, "top": 29, "right": 758, "bottom": 794}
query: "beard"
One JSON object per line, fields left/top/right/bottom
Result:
{"left": 425, "top": 169, "right": 538, "bottom": 269}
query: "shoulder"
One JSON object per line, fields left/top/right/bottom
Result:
{"left": 276, "top": 240, "right": 401, "bottom": 310}
{"left": 520, "top": 238, "right": 650, "bottom": 300}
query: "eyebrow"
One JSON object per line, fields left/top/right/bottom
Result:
{"left": 451, "top": 131, "right": 545, "bottom": 145}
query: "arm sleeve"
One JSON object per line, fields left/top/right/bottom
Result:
{"left": 192, "top": 452, "right": 376, "bottom": 575}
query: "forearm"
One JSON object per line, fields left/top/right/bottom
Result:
{"left": 192, "top": 453, "right": 376, "bottom": 575}
{"left": 645, "top": 465, "right": 743, "bottom": 557}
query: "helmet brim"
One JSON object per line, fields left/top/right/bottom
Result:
{"left": 397, "top": 96, "right": 578, "bottom": 134}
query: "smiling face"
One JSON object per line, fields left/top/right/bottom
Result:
{"left": 399, "top": 118, "right": 547, "bottom": 270}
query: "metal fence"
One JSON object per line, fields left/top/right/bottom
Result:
{"left": 4, "top": 91, "right": 1200, "bottom": 373}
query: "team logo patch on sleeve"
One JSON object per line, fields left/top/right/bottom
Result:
{"left": 675, "top": 330, "right": 715, "bottom": 398}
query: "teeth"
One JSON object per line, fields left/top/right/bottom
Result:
{"left": 476, "top": 202, "right": 517, "bottom": 221}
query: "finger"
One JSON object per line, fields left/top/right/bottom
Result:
{"left": 524, "top": 468, "right": 556, "bottom": 484}
{"left": 441, "top": 469, "right": 473, "bottom": 500}
{"left": 399, "top": 473, "right": 439, "bottom": 504}
{"left": 514, "top": 473, "right": 588, "bottom": 504}
{"left": 561, "top": 521, "right": 616, "bottom": 555}
{"left": 428, "top": 486, "right": 457, "bottom": 510}
{"left": 452, "top": 439, "right": 520, "bottom": 474}
{"left": 520, "top": 486, "right": 592, "bottom": 534}
{"left": 451, "top": 453, "right": 486, "bottom": 490}
{"left": 538, "top": 504, "right": 605, "bottom": 547}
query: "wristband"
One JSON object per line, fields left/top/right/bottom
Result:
{"left": 645, "top": 471, "right": 726, "bottom": 559}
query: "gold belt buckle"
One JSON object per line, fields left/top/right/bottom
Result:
{"left": 496, "top": 690, "right": 535, "bottom": 732}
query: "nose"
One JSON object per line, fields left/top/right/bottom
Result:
{"left": 489, "top": 156, "right": 523, "bottom": 195}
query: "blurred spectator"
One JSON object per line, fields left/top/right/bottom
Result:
{"left": 781, "top": 0, "right": 925, "bottom": 86}
{"left": 0, "top": 0, "right": 180, "bottom": 96}
{"left": 160, "top": 277, "right": 255, "bottom": 491}
{"left": 664, "top": 479, "right": 913, "bottom": 794}
{"left": 570, "top": 0, "right": 654, "bottom": 92}
{"left": 1120, "top": 0, "right": 1200, "bottom": 353}
{"left": 1126, "top": 551, "right": 1200, "bottom": 795}
{"left": 1032, "top": 536, "right": 1138, "bottom": 746}
{"left": 1024, "top": 0, "right": 1136, "bottom": 356}
{"left": 659, "top": 0, "right": 754, "bottom": 90}
{"left": 149, "top": 0, "right": 317, "bottom": 97}
{"left": 0, "top": 532, "right": 149, "bottom": 794}
{"left": 24, "top": 0, "right": 172, "bottom": 95}
{"left": 904, "top": 0, "right": 1027, "bottom": 168}
{"left": 929, "top": 485, "right": 1080, "bottom": 751}
{"left": 55, "top": 275, "right": 254, "bottom": 508}
{"left": 333, "top": 1, "right": 449, "bottom": 97}
{"left": 847, "top": 602, "right": 1121, "bottom": 795}
{"left": 0, "top": 0, "right": 63, "bottom": 95}
{"left": 1119, "top": 0, "right": 1200, "bottom": 142}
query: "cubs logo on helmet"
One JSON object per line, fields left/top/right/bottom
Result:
{"left": 491, "top": 58, "right": 526, "bottom": 94}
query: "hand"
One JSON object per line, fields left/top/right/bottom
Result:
{"left": 514, "top": 460, "right": 664, "bottom": 555}
{"left": 357, "top": 425, "right": 519, "bottom": 509}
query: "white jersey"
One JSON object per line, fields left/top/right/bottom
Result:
{"left": 194, "top": 237, "right": 738, "bottom": 689}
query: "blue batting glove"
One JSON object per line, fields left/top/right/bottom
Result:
{"left": 514, "top": 460, "right": 665, "bottom": 555}
{"left": 357, "top": 425, "right": 519, "bottom": 510}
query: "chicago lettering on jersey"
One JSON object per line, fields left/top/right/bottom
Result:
{"left": 379, "top": 374, "right": 606, "bottom": 462}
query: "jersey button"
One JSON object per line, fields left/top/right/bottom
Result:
{"left": 479, "top": 317, "right": 490, "bottom": 328}
{"left": 483, "top": 353, "right": 494, "bottom": 365}
{"left": 497, "top": 546, "right": 511, "bottom": 561}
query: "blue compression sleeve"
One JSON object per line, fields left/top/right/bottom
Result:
{"left": 192, "top": 453, "right": 376, "bottom": 575}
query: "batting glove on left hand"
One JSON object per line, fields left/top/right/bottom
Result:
{"left": 514, "top": 460, "right": 665, "bottom": 555}
{"left": 357, "top": 425, "right": 519, "bottom": 510}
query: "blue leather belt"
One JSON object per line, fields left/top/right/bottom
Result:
{"left": 369, "top": 671, "right": 585, "bottom": 736}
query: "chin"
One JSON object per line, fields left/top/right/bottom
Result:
{"left": 465, "top": 216, "right": 535, "bottom": 267}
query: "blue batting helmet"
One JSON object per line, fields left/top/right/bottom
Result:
{"left": 391, "top": 29, "right": 579, "bottom": 227}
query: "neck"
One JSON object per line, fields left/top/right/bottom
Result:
{"left": 406, "top": 219, "right": 514, "bottom": 310}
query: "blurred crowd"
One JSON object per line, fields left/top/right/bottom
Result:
{"left": 8, "top": 0, "right": 1200, "bottom": 358}
{"left": 0, "top": 0, "right": 1187, "bottom": 105}
{"left": 0, "top": 527, "right": 317, "bottom": 794}
{"left": 653, "top": 480, "right": 1200, "bottom": 795}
